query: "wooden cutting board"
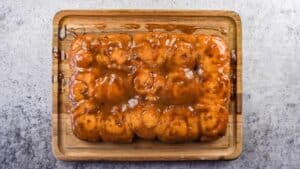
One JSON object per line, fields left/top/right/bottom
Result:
{"left": 52, "top": 10, "right": 242, "bottom": 161}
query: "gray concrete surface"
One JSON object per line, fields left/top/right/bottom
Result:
{"left": 0, "top": 0, "right": 300, "bottom": 169}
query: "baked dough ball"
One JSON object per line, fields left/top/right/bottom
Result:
{"left": 71, "top": 99, "right": 101, "bottom": 141}
{"left": 195, "top": 35, "right": 230, "bottom": 81}
{"left": 195, "top": 103, "right": 229, "bottom": 141}
{"left": 196, "top": 35, "right": 230, "bottom": 65}
{"left": 128, "top": 104, "right": 161, "bottom": 140}
{"left": 69, "top": 68, "right": 101, "bottom": 103}
{"left": 196, "top": 35, "right": 231, "bottom": 104}
{"left": 133, "top": 32, "right": 168, "bottom": 67}
{"left": 166, "top": 34, "right": 197, "bottom": 70}
{"left": 96, "top": 34, "right": 131, "bottom": 70}
{"left": 161, "top": 69, "right": 201, "bottom": 105}
{"left": 133, "top": 68, "right": 165, "bottom": 101}
{"left": 69, "top": 35, "right": 99, "bottom": 68}
{"left": 155, "top": 106, "right": 199, "bottom": 143}
{"left": 70, "top": 80, "right": 88, "bottom": 102}
{"left": 201, "top": 76, "right": 230, "bottom": 104}
{"left": 72, "top": 50, "right": 94, "bottom": 68}
{"left": 93, "top": 72, "right": 133, "bottom": 103}
{"left": 99, "top": 107, "right": 133, "bottom": 143}
{"left": 69, "top": 35, "right": 93, "bottom": 53}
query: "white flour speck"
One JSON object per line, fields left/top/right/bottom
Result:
{"left": 82, "top": 41, "right": 88, "bottom": 50}
{"left": 111, "top": 106, "right": 118, "bottom": 113}
{"left": 188, "top": 106, "right": 194, "bottom": 112}
{"left": 218, "top": 67, "right": 224, "bottom": 74}
{"left": 128, "top": 98, "right": 138, "bottom": 108}
{"left": 121, "top": 104, "right": 127, "bottom": 112}
{"left": 184, "top": 68, "right": 194, "bottom": 79}
{"left": 109, "top": 74, "right": 116, "bottom": 84}
{"left": 132, "top": 41, "right": 136, "bottom": 48}
{"left": 156, "top": 40, "right": 160, "bottom": 46}
{"left": 197, "top": 68, "right": 204, "bottom": 76}
{"left": 165, "top": 39, "right": 170, "bottom": 46}
{"left": 170, "top": 38, "right": 176, "bottom": 46}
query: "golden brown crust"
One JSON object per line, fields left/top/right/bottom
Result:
{"left": 99, "top": 109, "right": 134, "bottom": 143}
{"left": 68, "top": 33, "right": 230, "bottom": 143}
{"left": 128, "top": 104, "right": 161, "bottom": 140}
{"left": 133, "top": 32, "right": 168, "bottom": 67}
{"left": 196, "top": 104, "right": 229, "bottom": 141}
{"left": 133, "top": 68, "right": 165, "bottom": 101}
{"left": 165, "top": 34, "right": 197, "bottom": 70}
{"left": 96, "top": 34, "right": 132, "bottom": 70}
{"left": 71, "top": 99, "right": 101, "bottom": 141}
{"left": 155, "top": 106, "right": 199, "bottom": 143}
{"left": 93, "top": 71, "right": 133, "bottom": 104}
{"left": 161, "top": 69, "right": 201, "bottom": 105}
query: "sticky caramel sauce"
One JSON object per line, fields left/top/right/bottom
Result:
{"left": 68, "top": 32, "right": 230, "bottom": 143}
{"left": 145, "top": 24, "right": 198, "bottom": 34}
{"left": 145, "top": 24, "right": 228, "bottom": 35}
{"left": 122, "top": 24, "right": 141, "bottom": 29}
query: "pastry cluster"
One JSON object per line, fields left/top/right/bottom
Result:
{"left": 68, "top": 32, "right": 230, "bottom": 143}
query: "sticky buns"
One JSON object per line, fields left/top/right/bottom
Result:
{"left": 68, "top": 32, "right": 230, "bottom": 143}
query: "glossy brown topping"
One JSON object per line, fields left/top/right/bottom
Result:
{"left": 155, "top": 106, "right": 199, "bottom": 143}
{"left": 68, "top": 32, "right": 230, "bottom": 143}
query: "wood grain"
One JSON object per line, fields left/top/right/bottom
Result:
{"left": 52, "top": 10, "right": 242, "bottom": 161}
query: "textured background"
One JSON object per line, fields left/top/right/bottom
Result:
{"left": 0, "top": 0, "right": 300, "bottom": 169}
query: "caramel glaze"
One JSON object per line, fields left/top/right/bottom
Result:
{"left": 145, "top": 24, "right": 198, "bottom": 34}
{"left": 122, "top": 24, "right": 141, "bottom": 29}
{"left": 68, "top": 32, "right": 231, "bottom": 143}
